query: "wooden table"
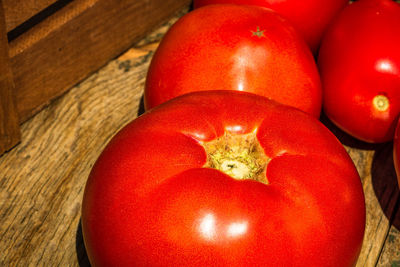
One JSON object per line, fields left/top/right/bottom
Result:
{"left": 1, "top": 8, "right": 399, "bottom": 267}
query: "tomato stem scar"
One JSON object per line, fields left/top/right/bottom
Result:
{"left": 373, "top": 94, "right": 389, "bottom": 112}
{"left": 201, "top": 131, "right": 269, "bottom": 184}
{"left": 251, "top": 26, "right": 266, "bottom": 38}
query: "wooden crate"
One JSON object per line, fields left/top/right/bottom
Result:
{"left": 0, "top": 0, "right": 191, "bottom": 155}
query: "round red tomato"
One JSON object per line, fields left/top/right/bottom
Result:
{"left": 193, "top": 0, "right": 348, "bottom": 53}
{"left": 394, "top": 118, "right": 400, "bottom": 187}
{"left": 318, "top": 0, "right": 400, "bottom": 143}
{"left": 144, "top": 4, "right": 322, "bottom": 117}
{"left": 82, "top": 91, "right": 365, "bottom": 266}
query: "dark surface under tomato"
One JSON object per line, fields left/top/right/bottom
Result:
{"left": 393, "top": 119, "right": 400, "bottom": 187}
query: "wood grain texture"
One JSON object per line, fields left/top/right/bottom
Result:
{"left": 9, "top": 0, "right": 191, "bottom": 123}
{"left": 378, "top": 224, "right": 400, "bottom": 266}
{"left": 0, "top": 8, "right": 399, "bottom": 266}
{"left": 2, "top": 0, "right": 58, "bottom": 32}
{"left": 0, "top": 1, "right": 20, "bottom": 155}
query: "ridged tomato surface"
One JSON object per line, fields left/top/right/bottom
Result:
{"left": 82, "top": 91, "right": 365, "bottom": 266}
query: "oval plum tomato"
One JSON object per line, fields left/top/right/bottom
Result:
{"left": 82, "top": 91, "right": 365, "bottom": 266}
{"left": 394, "top": 118, "right": 400, "bottom": 187}
{"left": 144, "top": 4, "right": 322, "bottom": 117}
{"left": 193, "top": 0, "right": 348, "bottom": 53}
{"left": 318, "top": 0, "right": 400, "bottom": 143}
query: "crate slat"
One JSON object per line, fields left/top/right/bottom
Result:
{"left": 7, "top": 0, "right": 190, "bottom": 123}
{"left": 2, "top": 0, "right": 58, "bottom": 32}
{"left": 0, "top": 2, "right": 20, "bottom": 155}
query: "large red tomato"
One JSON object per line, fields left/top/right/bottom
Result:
{"left": 144, "top": 4, "right": 322, "bottom": 117}
{"left": 394, "top": 118, "right": 400, "bottom": 187}
{"left": 318, "top": 0, "right": 400, "bottom": 143}
{"left": 82, "top": 91, "right": 365, "bottom": 266}
{"left": 193, "top": 0, "right": 348, "bottom": 52}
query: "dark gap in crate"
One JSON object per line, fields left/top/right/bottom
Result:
{"left": 7, "top": 0, "right": 74, "bottom": 42}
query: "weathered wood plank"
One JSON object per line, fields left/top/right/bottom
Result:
{"left": 377, "top": 222, "right": 400, "bottom": 266}
{"left": 0, "top": 1, "right": 20, "bottom": 155}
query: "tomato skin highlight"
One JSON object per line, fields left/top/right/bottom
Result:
{"left": 193, "top": 0, "right": 348, "bottom": 53}
{"left": 318, "top": 0, "right": 400, "bottom": 143}
{"left": 82, "top": 91, "right": 365, "bottom": 266}
{"left": 144, "top": 4, "right": 322, "bottom": 117}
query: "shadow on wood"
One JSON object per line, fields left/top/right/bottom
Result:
{"left": 76, "top": 219, "right": 91, "bottom": 267}
{"left": 319, "top": 112, "right": 378, "bottom": 150}
{"left": 393, "top": 202, "right": 400, "bottom": 232}
{"left": 371, "top": 142, "right": 400, "bottom": 230}
{"left": 138, "top": 95, "right": 146, "bottom": 117}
